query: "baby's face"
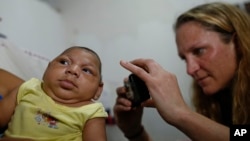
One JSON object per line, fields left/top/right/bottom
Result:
{"left": 42, "top": 48, "right": 103, "bottom": 107}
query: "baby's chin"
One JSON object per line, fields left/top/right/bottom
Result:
{"left": 52, "top": 95, "right": 93, "bottom": 107}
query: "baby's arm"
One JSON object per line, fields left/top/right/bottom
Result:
{"left": 82, "top": 117, "right": 107, "bottom": 141}
{"left": 0, "top": 87, "right": 18, "bottom": 128}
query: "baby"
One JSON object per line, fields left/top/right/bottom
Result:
{"left": 0, "top": 46, "right": 108, "bottom": 141}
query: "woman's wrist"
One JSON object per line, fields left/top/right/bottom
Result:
{"left": 124, "top": 125, "right": 144, "bottom": 140}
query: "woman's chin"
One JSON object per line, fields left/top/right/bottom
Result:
{"left": 202, "top": 86, "right": 218, "bottom": 96}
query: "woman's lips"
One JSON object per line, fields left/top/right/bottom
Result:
{"left": 197, "top": 76, "right": 208, "bottom": 86}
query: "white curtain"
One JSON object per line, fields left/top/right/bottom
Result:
{"left": 0, "top": 38, "right": 49, "bottom": 80}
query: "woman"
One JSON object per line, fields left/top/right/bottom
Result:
{"left": 0, "top": 69, "right": 24, "bottom": 139}
{"left": 0, "top": 69, "right": 23, "bottom": 98}
{"left": 113, "top": 2, "right": 250, "bottom": 141}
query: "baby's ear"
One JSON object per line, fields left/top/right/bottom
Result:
{"left": 93, "top": 82, "right": 104, "bottom": 100}
{"left": 93, "top": 95, "right": 100, "bottom": 100}
{"left": 93, "top": 92, "right": 101, "bottom": 100}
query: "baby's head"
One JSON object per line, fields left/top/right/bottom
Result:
{"left": 42, "top": 46, "right": 103, "bottom": 107}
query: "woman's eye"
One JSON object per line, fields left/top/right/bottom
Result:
{"left": 193, "top": 48, "right": 205, "bottom": 56}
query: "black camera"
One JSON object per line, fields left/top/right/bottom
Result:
{"left": 124, "top": 74, "right": 150, "bottom": 107}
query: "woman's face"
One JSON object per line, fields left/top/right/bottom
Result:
{"left": 176, "top": 21, "right": 237, "bottom": 95}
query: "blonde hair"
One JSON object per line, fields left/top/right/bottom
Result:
{"left": 174, "top": 2, "right": 250, "bottom": 124}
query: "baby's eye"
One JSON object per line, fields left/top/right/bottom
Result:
{"left": 60, "top": 60, "right": 69, "bottom": 65}
{"left": 82, "top": 68, "right": 92, "bottom": 74}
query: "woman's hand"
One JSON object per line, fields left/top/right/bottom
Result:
{"left": 113, "top": 85, "right": 144, "bottom": 138}
{"left": 119, "top": 59, "right": 189, "bottom": 125}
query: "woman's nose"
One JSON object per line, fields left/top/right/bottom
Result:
{"left": 186, "top": 58, "right": 200, "bottom": 77}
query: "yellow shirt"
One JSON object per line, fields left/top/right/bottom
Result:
{"left": 5, "top": 78, "right": 107, "bottom": 141}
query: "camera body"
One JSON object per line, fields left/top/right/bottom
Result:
{"left": 124, "top": 74, "right": 150, "bottom": 107}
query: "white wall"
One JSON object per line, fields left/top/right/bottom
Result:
{"left": 0, "top": 0, "right": 67, "bottom": 60}
{"left": 1, "top": 0, "right": 249, "bottom": 140}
